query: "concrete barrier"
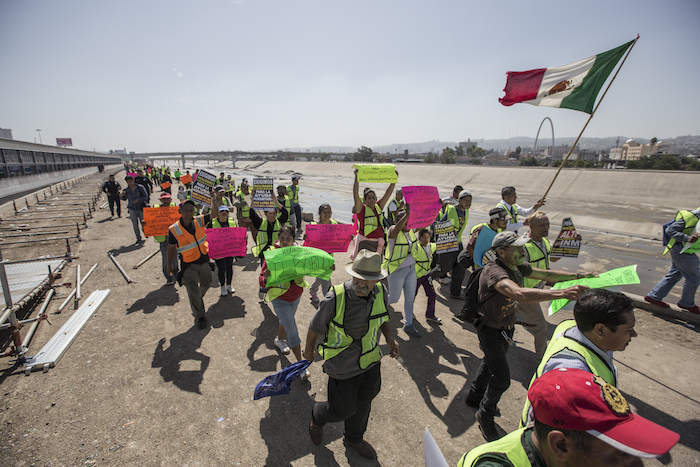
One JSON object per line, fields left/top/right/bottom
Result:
{"left": 0, "top": 164, "right": 122, "bottom": 199}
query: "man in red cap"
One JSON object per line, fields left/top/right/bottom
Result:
{"left": 458, "top": 368, "right": 679, "bottom": 466}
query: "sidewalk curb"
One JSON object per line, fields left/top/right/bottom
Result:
{"left": 625, "top": 292, "right": 700, "bottom": 326}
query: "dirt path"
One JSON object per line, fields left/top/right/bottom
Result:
{"left": 0, "top": 169, "right": 698, "bottom": 466}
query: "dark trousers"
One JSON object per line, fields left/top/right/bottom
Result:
{"left": 293, "top": 205, "right": 302, "bottom": 229}
{"left": 470, "top": 326, "right": 513, "bottom": 419}
{"left": 312, "top": 363, "right": 382, "bottom": 444}
{"left": 215, "top": 257, "right": 234, "bottom": 286}
{"left": 429, "top": 243, "right": 466, "bottom": 296}
{"left": 415, "top": 274, "right": 436, "bottom": 319}
{"left": 108, "top": 195, "right": 121, "bottom": 216}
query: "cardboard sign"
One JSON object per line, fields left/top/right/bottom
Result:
{"left": 180, "top": 174, "right": 193, "bottom": 185}
{"left": 177, "top": 186, "right": 186, "bottom": 200}
{"left": 550, "top": 218, "right": 581, "bottom": 258}
{"left": 252, "top": 178, "right": 275, "bottom": 210}
{"left": 160, "top": 182, "right": 171, "bottom": 190}
{"left": 402, "top": 186, "right": 442, "bottom": 230}
{"left": 548, "top": 265, "right": 640, "bottom": 315}
{"left": 205, "top": 227, "right": 247, "bottom": 257}
{"left": 434, "top": 220, "right": 459, "bottom": 254}
{"left": 473, "top": 225, "right": 498, "bottom": 267}
{"left": 143, "top": 207, "right": 181, "bottom": 237}
{"left": 354, "top": 164, "right": 398, "bottom": 183}
{"left": 304, "top": 223, "right": 355, "bottom": 253}
{"left": 263, "top": 246, "right": 335, "bottom": 288}
{"left": 191, "top": 170, "right": 217, "bottom": 208}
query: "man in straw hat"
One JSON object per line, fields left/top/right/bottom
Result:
{"left": 303, "top": 249, "right": 400, "bottom": 460}
{"left": 458, "top": 368, "right": 679, "bottom": 466}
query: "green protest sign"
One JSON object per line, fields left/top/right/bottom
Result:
{"left": 548, "top": 265, "right": 640, "bottom": 315}
{"left": 354, "top": 164, "right": 398, "bottom": 183}
{"left": 263, "top": 246, "right": 335, "bottom": 288}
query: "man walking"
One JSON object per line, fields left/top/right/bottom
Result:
{"left": 288, "top": 175, "right": 302, "bottom": 231}
{"left": 121, "top": 175, "right": 149, "bottom": 244}
{"left": 645, "top": 207, "right": 700, "bottom": 314}
{"left": 102, "top": 174, "right": 122, "bottom": 217}
{"left": 304, "top": 250, "right": 399, "bottom": 460}
{"left": 152, "top": 192, "right": 178, "bottom": 286}
{"left": 497, "top": 186, "right": 545, "bottom": 233}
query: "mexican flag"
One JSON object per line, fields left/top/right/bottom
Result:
{"left": 499, "top": 39, "right": 635, "bottom": 114}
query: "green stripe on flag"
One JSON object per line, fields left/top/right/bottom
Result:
{"left": 560, "top": 40, "right": 634, "bottom": 114}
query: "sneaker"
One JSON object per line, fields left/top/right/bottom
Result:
{"left": 220, "top": 286, "right": 228, "bottom": 296}
{"left": 644, "top": 295, "right": 669, "bottom": 308}
{"left": 274, "top": 337, "right": 291, "bottom": 354}
{"left": 476, "top": 411, "right": 502, "bottom": 442}
{"left": 309, "top": 289, "right": 319, "bottom": 301}
{"left": 226, "top": 284, "right": 235, "bottom": 293}
{"left": 403, "top": 324, "right": 422, "bottom": 338}
{"left": 300, "top": 369, "right": 311, "bottom": 381}
{"left": 678, "top": 303, "right": 700, "bottom": 315}
{"left": 197, "top": 317, "right": 207, "bottom": 329}
{"left": 426, "top": 317, "right": 442, "bottom": 325}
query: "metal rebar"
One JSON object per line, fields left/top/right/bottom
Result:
{"left": 133, "top": 249, "right": 160, "bottom": 269}
{"left": 0, "top": 231, "right": 70, "bottom": 239}
{"left": 57, "top": 262, "right": 98, "bottom": 312}
{"left": 108, "top": 252, "right": 133, "bottom": 284}
{"left": 19, "top": 289, "right": 55, "bottom": 347}
{"left": 0, "top": 236, "right": 76, "bottom": 246}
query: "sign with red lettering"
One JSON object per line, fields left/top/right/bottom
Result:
{"left": 550, "top": 218, "right": 581, "bottom": 258}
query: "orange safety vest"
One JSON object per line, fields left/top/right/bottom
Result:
{"left": 169, "top": 216, "right": 209, "bottom": 263}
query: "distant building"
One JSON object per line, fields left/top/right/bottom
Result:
{"left": 0, "top": 128, "right": 13, "bottom": 140}
{"left": 459, "top": 139, "right": 478, "bottom": 150}
{"left": 609, "top": 147, "right": 623, "bottom": 160}
{"left": 618, "top": 139, "right": 673, "bottom": 161}
{"left": 546, "top": 145, "right": 579, "bottom": 159}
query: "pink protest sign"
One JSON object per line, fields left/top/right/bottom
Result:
{"left": 127, "top": 172, "right": 137, "bottom": 179}
{"left": 402, "top": 186, "right": 442, "bottom": 229}
{"left": 205, "top": 227, "right": 247, "bottom": 257}
{"left": 304, "top": 223, "right": 355, "bottom": 253}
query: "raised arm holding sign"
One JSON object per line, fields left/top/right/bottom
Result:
{"left": 353, "top": 164, "right": 398, "bottom": 183}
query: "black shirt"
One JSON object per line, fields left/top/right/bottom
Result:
{"left": 102, "top": 180, "right": 121, "bottom": 196}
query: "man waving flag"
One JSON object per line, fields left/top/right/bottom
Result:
{"left": 499, "top": 38, "right": 635, "bottom": 114}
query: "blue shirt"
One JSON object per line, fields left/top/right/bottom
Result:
{"left": 124, "top": 184, "right": 149, "bottom": 211}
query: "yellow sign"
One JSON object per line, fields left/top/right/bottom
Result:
{"left": 354, "top": 164, "right": 397, "bottom": 183}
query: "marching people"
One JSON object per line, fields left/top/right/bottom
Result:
{"left": 288, "top": 175, "right": 302, "bottom": 231}
{"left": 166, "top": 194, "right": 219, "bottom": 329}
{"left": 413, "top": 227, "right": 439, "bottom": 324}
{"left": 152, "top": 192, "right": 178, "bottom": 285}
{"left": 466, "top": 206, "right": 509, "bottom": 265}
{"left": 260, "top": 225, "right": 310, "bottom": 376}
{"left": 235, "top": 178, "right": 255, "bottom": 241}
{"left": 645, "top": 206, "right": 700, "bottom": 314}
{"left": 496, "top": 186, "right": 545, "bottom": 233}
{"left": 304, "top": 249, "right": 400, "bottom": 460}
{"left": 306, "top": 203, "right": 340, "bottom": 302}
{"left": 276, "top": 185, "right": 293, "bottom": 225}
{"left": 467, "top": 231, "right": 594, "bottom": 442}
{"left": 121, "top": 175, "right": 149, "bottom": 244}
{"left": 135, "top": 169, "right": 153, "bottom": 195}
{"left": 102, "top": 174, "right": 122, "bottom": 218}
{"left": 384, "top": 206, "right": 421, "bottom": 338}
{"left": 250, "top": 192, "right": 288, "bottom": 265}
{"left": 385, "top": 188, "right": 405, "bottom": 225}
{"left": 207, "top": 204, "right": 237, "bottom": 296}
{"left": 351, "top": 167, "right": 396, "bottom": 259}
{"left": 432, "top": 189, "right": 472, "bottom": 298}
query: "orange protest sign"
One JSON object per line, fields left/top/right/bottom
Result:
{"left": 180, "top": 174, "right": 193, "bottom": 185}
{"left": 143, "top": 207, "right": 181, "bottom": 237}
{"left": 161, "top": 182, "right": 171, "bottom": 190}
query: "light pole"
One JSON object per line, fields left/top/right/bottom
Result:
{"left": 35, "top": 129, "right": 42, "bottom": 144}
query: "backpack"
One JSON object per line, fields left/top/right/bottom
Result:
{"left": 457, "top": 267, "right": 495, "bottom": 329}
{"left": 661, "top": 220, "right": 674, "bottom": 246}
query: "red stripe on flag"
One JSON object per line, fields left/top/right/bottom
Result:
{"left": 499, "top": 68, "right": 547, "bottom": 106}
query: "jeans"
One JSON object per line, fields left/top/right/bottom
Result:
{"left": 214, "top": 257, "right": 234, "bottom": 286}
{"left": 182, "top": 261, "right": 212, "bottom": 320}
{"left": 128, "top": 209, "right": 144, "bottom": 241}
{"left": 293, "top": 205, "right": 302, "bottom": 229}
{"left": 648, "top": 243, "right": 699, "bottom": 307}
{"left": 415, "top": 274, "right": 437, "bottom": 319}
{"left": 387, "top": 264, "right": 417, "bottom": 326}
{"left": 312, "top": 363, "right": 381, "bottom": 444}
{"left": 271, "top": 297, "right": 301, "bottom": 348}
{"left": 108, "top": 195, "right": 121, "bottom": 216}
{"left": 470, "top": 326, "right": 514, "bottom": 420}
{"left": 159, "top": 241, "right": 178, "bottom": 282}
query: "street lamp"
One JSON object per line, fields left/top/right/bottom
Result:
{"left": 35, "top": 129, "right": 42, "bottom": 144}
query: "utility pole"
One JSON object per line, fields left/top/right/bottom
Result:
{"left": 35, "top": 129, "right": 42, "bottom": 144}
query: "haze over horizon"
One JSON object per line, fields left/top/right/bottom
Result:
{"left": 1, "top": 0, "right": 698, "bottom": 153}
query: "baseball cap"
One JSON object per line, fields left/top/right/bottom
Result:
{"left": 159, "top": 192, "right": 172, "bottom": 199}
{"left": 179, "top": 200, "right": 195, "bottom": 208}
{"left": 218, "top": 205, "right": 230, "bottom": 212}
{"left": 491, "top": 231, "right": 528, "bottom": 249}
{"left": 241, "top": 178, "right": 248, "bottom": 184}
{"left": 529, "top": 368, "right": 679, "bottom": 458}
{"left": 292, "top": 175, "right": 301, "bottom": 180}
{"left": 214, "top": 185, "right": 225, "bottom": 192}
{"left": 489, "top": 207, "right": 509, "bottom": 220}
{"left": 458, "top": 190, "right": 472, "bottom": 199}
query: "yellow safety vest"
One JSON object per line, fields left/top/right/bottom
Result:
{"left": 278, "top": 195, "right": 292, "bottom": 220}
{"left": 412, "top": 240, "right": 436, "bottom": 279}
{"left": 497, "top": 202, "right": 518, "bottom": 227}
{"left": 252, "top": 218, "right": 281, "bottom": 257}
{"left": 287, "top": 185, "right": 300, "bottom": 204}
{"left": 445, "top": 204, "right": 469, "bottom": 242}
{"left": 383, "top": 230, "right": 416, "bottom": 274}
{"left": 664, "top": 209, "right": 700, "bottom": 255}
{"left": 458, "top": 427, "right": 531, "bottom": 467}
{"left": 361, "top": 204, "right": 384, "bottom": 237}
{"left": 520, "top": 320, "right": 616, "bottom": 428}
{"left": 153, "top": 202, "right": 178, "bottom": 242}
{"left": 523, "top": 237, "right": 551, "bottom": 288}
{"left": 169, "top": 216, "right": 209, "bottom": 263}
{"left": 236, "top": 189, "right": 250, "bottom": 218}
{"left": 317, "top": 283, "right": 389, "bottom": 370}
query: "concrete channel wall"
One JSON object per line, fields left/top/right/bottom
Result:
{"left": 0, "top": 164, "right": 122, "bottom": 200}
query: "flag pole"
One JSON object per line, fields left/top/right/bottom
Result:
{"left": 541, "top": 35, "right": 640, "bottom": 201}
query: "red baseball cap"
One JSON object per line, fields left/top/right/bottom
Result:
{"left": 529, "top": 368, "right": 679, "bottom": 458}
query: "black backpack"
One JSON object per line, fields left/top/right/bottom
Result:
{"left": 457, "top": 267, "right": 495, "bottom": 328}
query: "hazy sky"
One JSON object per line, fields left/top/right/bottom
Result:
{"left": 1, "top": 0, "right": 699, "bottom": 153}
